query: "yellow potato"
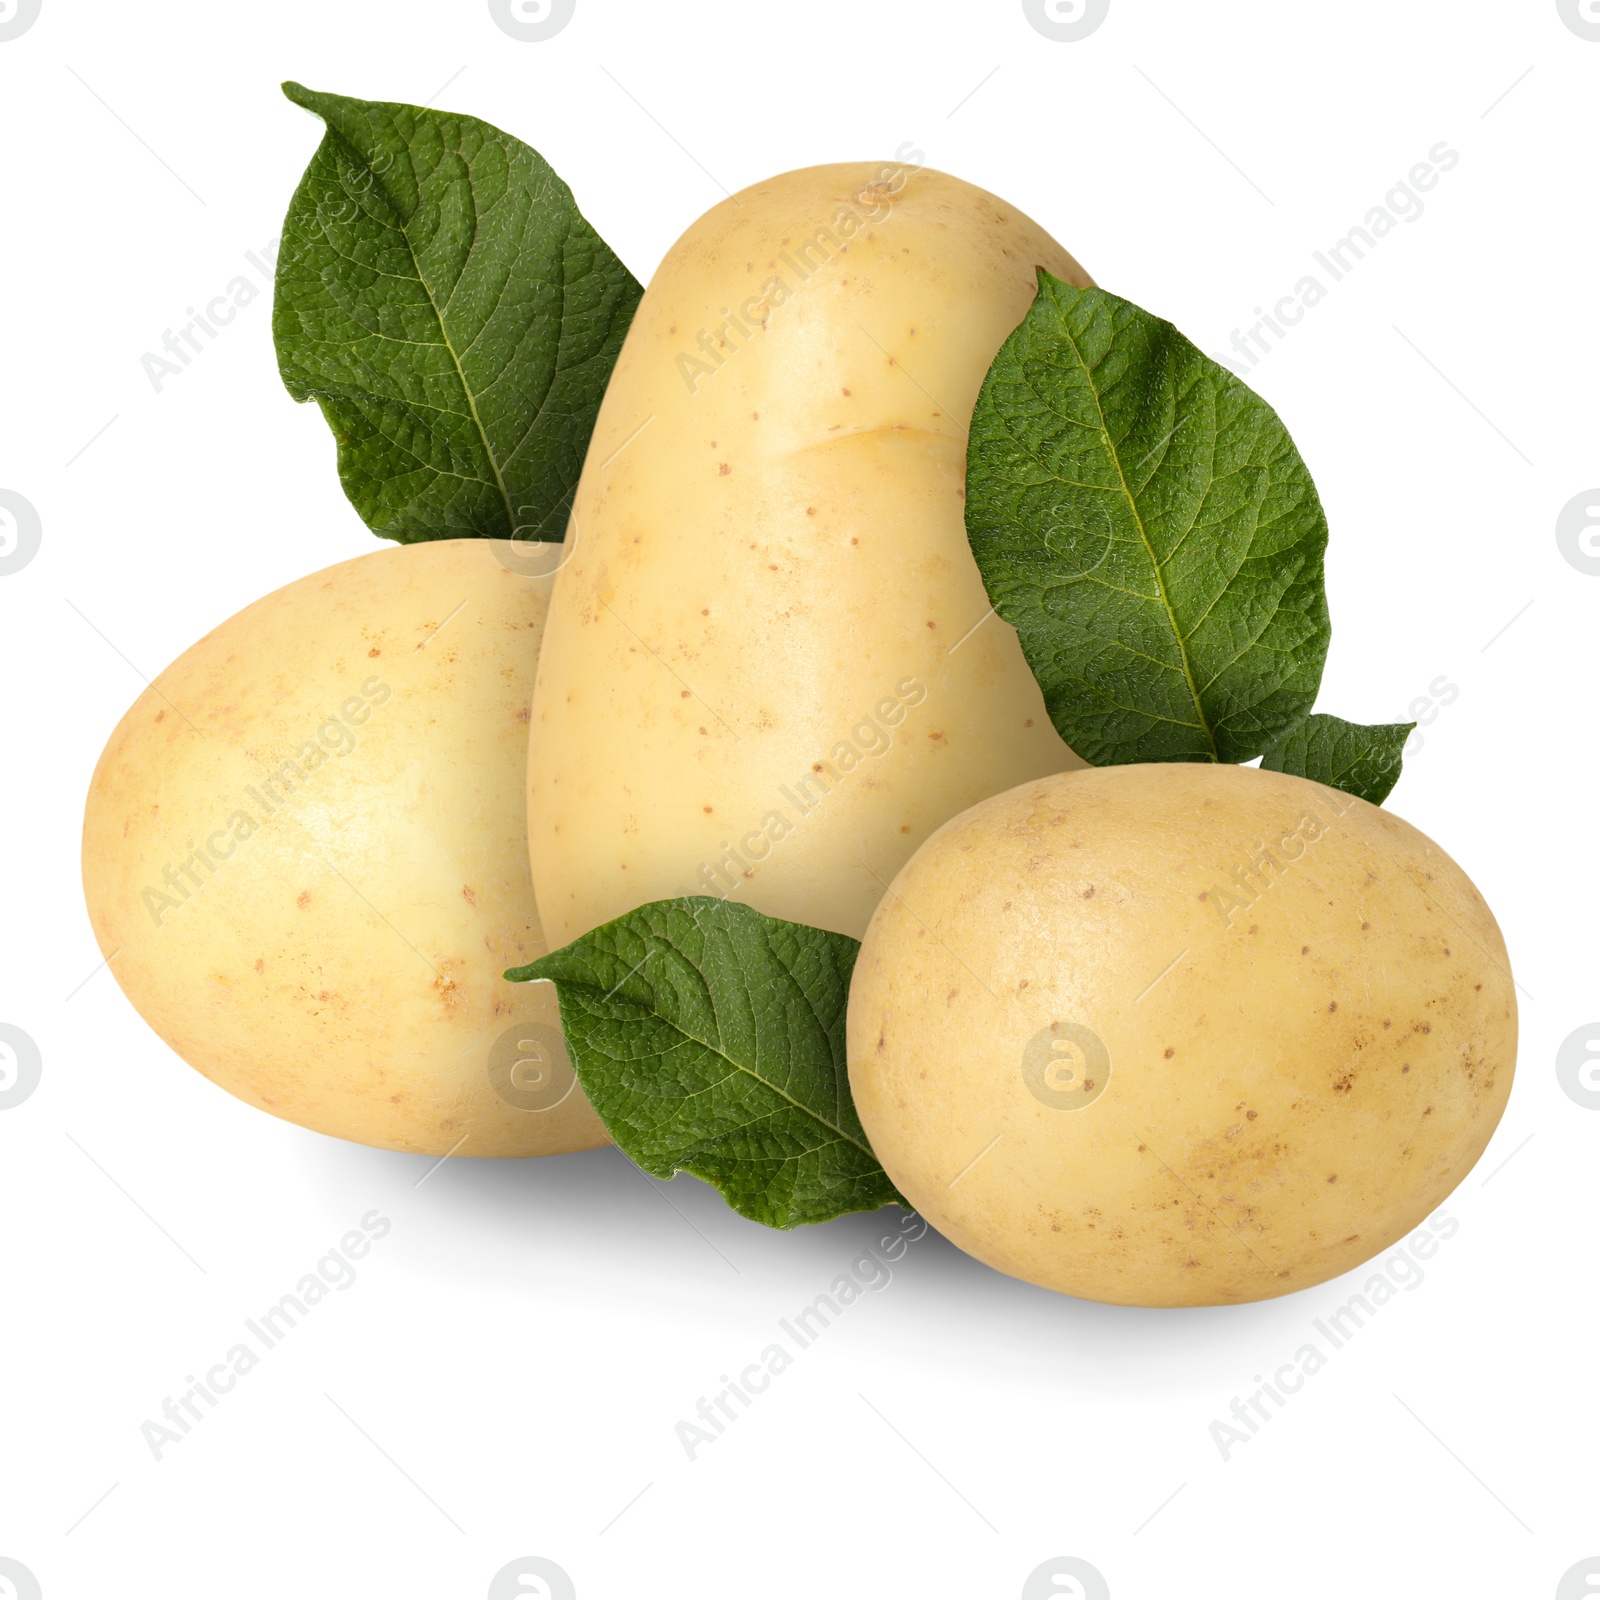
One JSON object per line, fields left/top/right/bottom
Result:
{"left": 529, "top": 161, "right": 1092, "bottom": 943}
{"left": 81, "top": 540, "right": 607, "bottom": 1157}
{"left": 847, "top": 764, "right": 1516, "bottom": 1306}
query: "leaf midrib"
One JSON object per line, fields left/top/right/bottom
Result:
{"left": 1051, "top": 306, "right": 1219, "bottom": 761}
{"left": 565, "top": 956, "right": 875, "bottom": 1162}
{"left": 396, "top": 178, "right": 517, "bottom": 537}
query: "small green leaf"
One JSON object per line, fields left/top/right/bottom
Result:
{"left": 274, "top": 82, "right": 641, "bottom": 543}
{"left": 966, "top": 274, "right": 1331, "bottom": 766}
{"left": 508, "top": 898, "right": 904, "bottom": 1229}
{"left": 1259, "top": 713, "right": 1414, "bottom": 805}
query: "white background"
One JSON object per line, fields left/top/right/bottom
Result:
{"left": 2, "top": 2, "right": 1596, "bottom": 1596}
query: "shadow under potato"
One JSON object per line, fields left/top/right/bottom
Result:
{"left": 292, "top": 1130, "right": 1325, "bottom": 1399}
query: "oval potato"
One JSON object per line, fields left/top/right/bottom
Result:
{"left": 530, "top": 161, "right": 1092, "bottom": 943}
{"left": 82, "top": 540, "right": 608, "bottom": 1157}
{"left": 847, "top": 764, "right": 1516, "bottom": 1306}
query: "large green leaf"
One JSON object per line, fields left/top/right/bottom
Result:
{"left": 1260, "top": 713, "right": 1414, "bottom": 805}
{"left": 508, "top": 899, "right": 904, "bottom": 1229}
{"left": 966, "top": 274, "right": 1331, "bottom": 765}
{"left": 274, "top": 82, "right": 641, "bottom": 543}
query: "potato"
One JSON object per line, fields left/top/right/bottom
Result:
{"left": 847, "top": 764, "right": 1516, "bottom": 1306}
{"left": 81, "top": 540, "right": 607, "bottom": 1158}
{"left": 529, "top": 161, "right": 1092, "bottom": 943}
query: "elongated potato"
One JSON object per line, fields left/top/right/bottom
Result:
{"left": 847, "top": 764, "right": 1517, "bottom": 1306}
{"left": 82, "top": 540, "right": 607, "bottom": 1157}
{"left": 529, "top": 162, "right": 1091, "bottom": 942}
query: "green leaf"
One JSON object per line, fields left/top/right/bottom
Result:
{"left": 273, "top": 82, "right": 641, "bottom": 543}
{"left": 507, "top": 898, "right": 904, "bottom": 1229}
{"left": 1259, "top": 713, "right": 1414, "bottom": 805}
{"left": 966, "top": 273, "right": 1332, "bottom": 766}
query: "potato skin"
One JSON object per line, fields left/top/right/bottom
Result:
{"left": 529, "top": 162, "right": 1092, "bottom": 943}
{"left": 81, "top": 541, "right": 608, "bottom": 1157}
{"left": 847, "top": 764, "right": 1516, "bottom": 1306}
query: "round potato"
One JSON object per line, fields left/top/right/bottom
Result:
{"left": 847, "top": 764, "right": 1516, "bottom": 1306}
{"left": 81, "top": 540, "right": 607, "bottom": 1157}
{"left": 530, "top": 161, "right": 1091, "bottom": 944}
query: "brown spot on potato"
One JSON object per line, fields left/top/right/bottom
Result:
{"left": 296, "top": 891, "right": 311, "bottom": 909}
{"left": 254, "top": 959, "right": 264, "bottom": 973}
{"left": 1164, "top": 1047, "right": 1175, "bottom": 1059}
{"left": 462, "top": 886, "right": 477, "bottom": 908}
